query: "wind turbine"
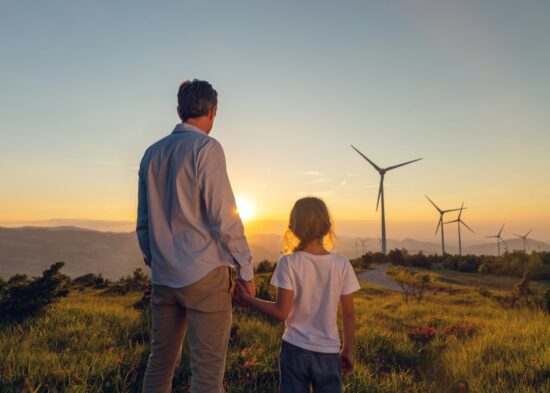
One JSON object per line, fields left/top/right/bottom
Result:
{"left": 351, "top": 145, "right": 422, "bottom": 255}
{"left": 356, "top": 238, "right": 367, "bottom": 256}
{"left": 425, "top": 195, "right": 462, "bottom": 255}
{"left": 513, "top": 229, "right": 533, "bottom": 253}
{"left": 486, "top": 224, "right": 507, "bottom": 257}
{"left": 444, "top": 202, "right": 474, "bottom": 256}
{"left": 376, "top": 234, "right": 382, "bottom": 253}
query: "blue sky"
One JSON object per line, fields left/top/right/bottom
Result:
{"left": 1, "top": 1, "right": 549, "bottom": 240}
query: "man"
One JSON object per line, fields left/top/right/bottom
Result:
{"left": 137, "top": 79, "right": 255, "bottom": 393}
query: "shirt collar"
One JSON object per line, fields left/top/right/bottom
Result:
{"left": 172, "top": 122, "right": 207, "bottom": 135}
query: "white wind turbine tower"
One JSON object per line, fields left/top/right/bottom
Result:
{"left": 486, "top": 224, "right": 507, "bottom": 257}
{"left": 444, "top": 202, "right": 474, "bottom": 256}
{"left": 513, "top": 229, "right": 533, "bottom": 253}
{"left": 425, "top": 195, "right": 462, "bottom": 255}
{"left": 351, "top": 145, "right": 422, "bottom": 255}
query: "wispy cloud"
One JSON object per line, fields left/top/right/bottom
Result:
{"left": 308, "top": 178, "right": 332, "bottom": 184}
{"left": 338, "top": 180, "right": 347, "bottom": 187}
{"left": 92, "top": 160, "right": 120, "bottom": 166}
{"left": 300, "top": 171, "right": 324, "bottom": 176}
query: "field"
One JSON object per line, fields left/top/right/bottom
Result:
{"left": 1, "top": 270, "right": 549, "bottom": 393}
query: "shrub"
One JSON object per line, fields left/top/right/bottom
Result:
{"left": 408, "top": 251, "right": 431, "bottom": 269}
{"left": 388, "top": 248, "right": 408, "bottom": 266}
{"left": 0, "top": 262, "right": 70, "bottom": 322}
{"left": 72, "top": 273, "right": 109, "bottom": 289}
{"left": 102, "top": 268, "right": 150, "bottom": 296}
{"left": 388, "top": 267, "right": 432, "bottom": 303}
{"left": 255, "top": 260, "right": 276, "bottom": 274}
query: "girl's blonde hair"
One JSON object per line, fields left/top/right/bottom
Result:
{"left": 283, "top": 197, "right": 335, "bottom": 254}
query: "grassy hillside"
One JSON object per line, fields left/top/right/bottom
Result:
{"left": 1, "top": 272, "right": 549, "bottom": 393}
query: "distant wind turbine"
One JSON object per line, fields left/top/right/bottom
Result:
{"left": 351, "top": 145, "right": 422, "bottom": 255}
{"left": 356, "top": 238, "right": 367, "bottom": 256}
{"left": 513, "top": 229, "right": 533, "bottom": 253}
{"left": 425, "top": 195, "right": 462, "bottom": 255}
{"left": 444, "top": 202, "right": 474, "bottom": 256}
{"left": 486, "top": 224, "right": 507, "bottom": 257}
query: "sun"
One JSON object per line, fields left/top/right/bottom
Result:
{"left": 235, "top": 196, "right": 255, "bottom": 222}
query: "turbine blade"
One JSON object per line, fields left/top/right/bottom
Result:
{"left": 350, "top": 145, "right": 382, "bottom": 172}
{"left": 458, "top": 202, "right": 465, "bottom": 219}
{"left": 526, "top": 229, "right": 533, "bottom": 237}
{"left": 425, "top": 195, "right": 442, "bottom": 213}
{"left": 461, "top": 220, "right": 475, "bottom": 233}
{"left": 513, "top": 234, "right": 522, "bottom": 238}
{"left": 376, "top": 176, "right": 383, "bottom": 211}
{"left": 444, "top": 219, "right": 459, "bottom": 224}
{"left": 385, "top": 158, "right": 423, "bottom": 171}
{"left": 443, "top": 207, "right": 463, "bottom": 214}
{"left": 498, "top": 224, "right": 505, "bottom": 236}
{"left": 435, "top": 219, "right": 441, "bottom": 234}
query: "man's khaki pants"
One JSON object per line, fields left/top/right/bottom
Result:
{"left": 142, "top": 266, "right": 232, "bottom": 393}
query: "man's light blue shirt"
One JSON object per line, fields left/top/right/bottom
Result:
{"left": 136, "top": 123, "right": 254, "bottom": 287}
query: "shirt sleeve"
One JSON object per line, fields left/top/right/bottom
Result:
{"left": 196, "top": 138, "right": 254, "bottom": 281}
{"left": 270, "top": 256, "right": 293, "bottom": 290}
{"left": 136, "top": 158, "right": 152, "bottom": 266}
{"left": 341, "top": 258, "right": 360, "bottom": 295}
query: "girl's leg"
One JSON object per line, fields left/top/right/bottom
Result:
{"left": 279, "top": 341, "right": 311, "bottom": 393}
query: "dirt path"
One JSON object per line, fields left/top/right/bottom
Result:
{"left": 357, "top": 263, "right": 403, "bottom": 292}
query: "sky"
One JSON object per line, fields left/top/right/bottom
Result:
{"left": 1, "top": 0, "right": 549, "bottom": 242}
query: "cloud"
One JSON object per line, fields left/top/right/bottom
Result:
{"left": 92, "top": 160, "right": 120, "bottom": 166}
{"left": 338, "top": 180, "right": 347, "bottom": 187}
{"left": 308, "top": 178, "right": 332, "bottom": 184}
{"left": 300, "top": 171, "right": 324, "bottom": 176}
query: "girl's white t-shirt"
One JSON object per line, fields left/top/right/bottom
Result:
{"left": 270, "top": 251, "right": 361, "bottom": 353}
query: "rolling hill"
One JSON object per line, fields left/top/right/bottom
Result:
{"left": 1, "top": 226, "right": 549, "bottom": 280}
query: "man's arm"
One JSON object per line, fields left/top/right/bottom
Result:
{"left": 136, "top": 165, "right": 152, "bottom": 266}
{"left": 196, "top": 138, "right": 254, "bottom": 282}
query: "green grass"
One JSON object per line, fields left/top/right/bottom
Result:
{"left": 431, "top": 264, "right": 550, "bottom": 292}
{"left": 1, "top": 274, "right": 549, "bottom": 392}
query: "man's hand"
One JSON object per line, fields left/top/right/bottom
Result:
{"left": 232, "top": 279, "right": 255, "bottom": 306}
{"left": 239, "top": 279, "right": 255, "bottom": 297}
{"left": 340, "top": 348, "right": 354, "bottom": 374}
{"left": 235, "top": 280, "right": 255, "bottom": 306}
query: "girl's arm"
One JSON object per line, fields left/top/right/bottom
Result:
{"left": 340, "top": 293, "right": 356, "bottom": 373}
{"left": 236, "top": 281, "right": 293, "bottom": 322}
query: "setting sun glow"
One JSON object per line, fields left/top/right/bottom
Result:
{"left": 236, "top": 196, "right": 255, "bottom": 222}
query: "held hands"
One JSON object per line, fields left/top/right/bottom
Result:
{"left": 340, "top": 348, "right": 354, "bottom": 374}
{"left": 233, "top": 279, "right": 255, "bottom": 306}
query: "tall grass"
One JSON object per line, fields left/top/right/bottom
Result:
{"left": 1, "top": 273, "right": 549, "bottom": 392}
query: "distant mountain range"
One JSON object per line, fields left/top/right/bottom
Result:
{"left": 1, "top": 226, "right": 549, "bottom": 280}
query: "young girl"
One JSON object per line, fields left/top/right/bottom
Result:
{"left": 236, "top": 197, "right": 360, "bottom": 393}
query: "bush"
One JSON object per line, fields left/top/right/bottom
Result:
{"left": 102, "top": 268, "right": 150, "bottom": 296}
{"left": 72, "top": 273, "right": 109, "bottom": 289}
{"left": 388, "top": 267, "right": 432, "bottom": 303}
{"left": 0, "top": 262, "right": 70, "bottom": 322}
{"left": 388, "top": 248, "right": 408, "bottom": 266}
{"left": 255, "top": 260, "right": 276, "bottom": 273}
{"left": 490, "top": 273, "right": 550, "bottom": 313}
{"left": 443, "top": 255, "right": 481, "bottom": 273}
